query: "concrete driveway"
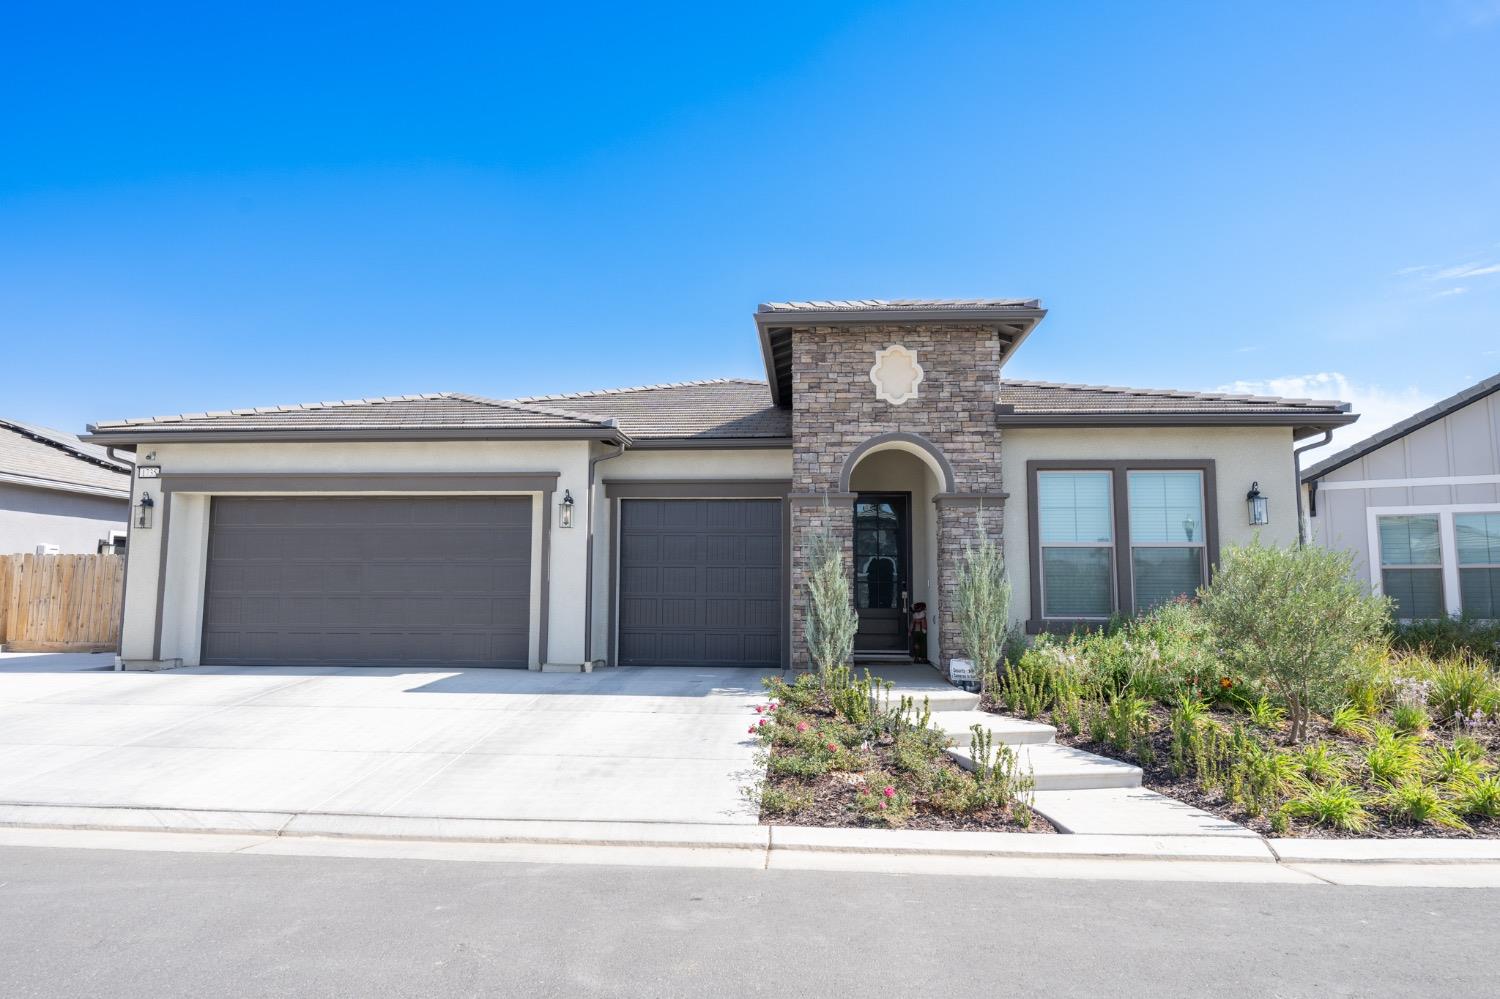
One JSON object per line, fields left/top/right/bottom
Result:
{"left": 0, "top": 653, "right": 770, "bottom": 825}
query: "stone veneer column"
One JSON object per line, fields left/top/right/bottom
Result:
{"left": 936, "top": 499, "right": 1007, "bottom": 670}
{"left": 788, "top": 322, "right": 1007, "bottom": 674}
{"left": 788, "top": 495, "right": 854, "bottom": 671}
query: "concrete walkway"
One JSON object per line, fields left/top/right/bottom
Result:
{"left": 873, "top": 663, "right": 1250, "bottom": 836}
{"left": 0, "top": 653, "right": 770, "bottom": 825}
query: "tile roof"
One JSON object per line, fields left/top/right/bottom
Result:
{"left": 758, "top": 299, "right": 1041, "bottom": 314}
{"left": 1302, "top": 370, "right": 1500, "bottom": 481}
{"left": 88, "top": 393, "right": 619, "bottom": 435}
{"left": 510, "top": 379, "right": 788, "bottom": 440}
{"left": 1000, "top": 380, "right": 1351, "bottom": 416}
{"left": 0, "top": 419, "right": 132, "bottom": 497}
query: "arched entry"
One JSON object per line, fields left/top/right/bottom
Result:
{"left": 841, "top": 432, "right": 954, "bottom": 663}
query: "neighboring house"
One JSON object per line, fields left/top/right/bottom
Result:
{"left": 0, "top": 418, "right": 132, "bottom": 555}
{"left": 1302, "top": 372, "right": 1500, "bottom": 622}
{"left": 82, "top": 299, "right": 1355, "bottom": 672}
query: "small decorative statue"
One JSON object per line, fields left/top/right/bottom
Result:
{"left": 909, "top": 601, "right": 928, "bottom": 662}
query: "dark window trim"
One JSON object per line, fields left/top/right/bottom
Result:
{"left": 1025, "top": 459, "right": 1219, "bottom": 635}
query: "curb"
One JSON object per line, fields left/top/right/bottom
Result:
{"left": 1, "top": 801, "right": 1495, "bottom": 866}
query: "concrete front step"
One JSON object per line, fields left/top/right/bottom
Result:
{"left": 1031, "top": 788, "right": 1252, "bottom": 837}
{"left": 948, "top": 742, "right": 1142, "bottom": 791}
{"left": 865, "top": 665, "right": 980, "bottom": 713}
{"left": 933, "top": 710, "right": 1056, "bottom": 747}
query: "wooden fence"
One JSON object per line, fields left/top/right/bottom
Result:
{"left": 0, "top": 553, "right": 125, "bottom": 653}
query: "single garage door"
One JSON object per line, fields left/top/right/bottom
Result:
{"left": 617, "top": 498, "right": 782, "bottom": 667}
{"left": 202, "top": 495, "right": 532, "bottom": 667}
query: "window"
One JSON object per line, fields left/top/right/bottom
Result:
{"left": 1037, "top": 471, "right": 1115, "bottom": 618}
{"left": 1031, "top": 461, "right": 1217, "bottom": 627}
{"left": 1127, "top": 470, "right": 1206, "bottom": 612}
{"left": 1377, "top": 515, "right": 1445, "bottom": 619}
{"left": 1456, "top": 512, "right": 1500, "bottom": 619}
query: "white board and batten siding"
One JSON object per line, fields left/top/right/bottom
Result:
{"left": 1308, "top": 385, "right": 1500, "bottom": 616}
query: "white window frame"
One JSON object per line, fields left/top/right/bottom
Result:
{"left": 1366, "top": 504, "right": 1500, "bottom": 619}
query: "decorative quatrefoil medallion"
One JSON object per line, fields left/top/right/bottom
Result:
{"left": 869, "top": 344, "right": 924, "bottom": 405}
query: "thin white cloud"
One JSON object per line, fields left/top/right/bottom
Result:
{"left": 1432, "top": 261, "right": 1500, "bottom": 280}
{"left": 1214, "top": 373, "right": 1438, "bottom": 451}
{"left": 1433, "top": 286, "right": 1468, "bottom": 297}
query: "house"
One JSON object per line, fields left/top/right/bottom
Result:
{"left": 1302, "top": 371, "right": 1500, "bottom": 621}
{"left": 82, "top": 299, "right": 1356, "bottom": 672}
{"left": 0, "top": 418, "right": 131, "bottom": 555}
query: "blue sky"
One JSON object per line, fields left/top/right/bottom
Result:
{"left": 4, "top": 1, "right": 1498, "bottom": 449}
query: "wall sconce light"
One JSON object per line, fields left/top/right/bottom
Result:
{"left": 1246, "top": 481, "right": 1269, "bottom": 526}
{"left": 136, "top": 491, "right": 155, "bottom": 530}
{"left": 559, "top": 489, "right": 575, "bottom": 529}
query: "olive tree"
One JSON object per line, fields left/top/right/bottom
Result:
{"left": 955, "top": 523, "right": 1011, "bottom": 696}
{"left": 803, "top": 527, "right": 858, "bottom": 680}
{"left": 1199, "top": 540, "right": 1390, "bottom": 743}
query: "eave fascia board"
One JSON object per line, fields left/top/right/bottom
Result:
{"left": 0, "top": 470, "right": 131, "bottom": 500}
{"left": 79, "top": 427, "right": 634, "bottom": 446}
{"left": 624, "top": 437, "right": 793, "bottom": 450}
{"left": 753, "top": 306, "right": 1048, "bottom": 328}
{"left": 995, "top": 412, "right": 1360, "bottom": 432}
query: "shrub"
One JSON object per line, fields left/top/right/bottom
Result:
{"left": 1428, "top": 657, "right": 1499, "bottom": 725}
{"left": 954, "top": 522, "right": 1011, "bottom": 697}
{"left": 1392, "top": 702, "right": 1431, "bottom": 736}
{"left": 999, "top": 648, "right": 1054, "bottom": 718}
{"left": 1199, "top": 541, "right": 1391, "bottom": 743}
{"left": 1392, "top": 615, "right": 1500, "bottom": 664}
{"left": 1168, "top": 696, "right": 1210, "bottom": 777}
{"left": 1365, "top": 726, "right": 1421, "bottom": 785}
{"left": 1284, "top": 783, "right": 1372, "bottom": 832}
{"left": 1382, "top": 779, "right": 1468, "bottom": 830}
{"left": 759, "top": 786, "right": 813, "bottom": 816}
{"left": 1458, "top": 775, "right": 1500, "bottom": 820}
{"left": 1329, "top": 702, "right": 1372, "bottom": 741}
{"left": 1427, "top": 744, "right": 1489, "bottom": 785}
{"left": 1102, "top": 693, "right": 1152, "bottom": 752}
{"left": 1245, "top": 695, "right": 1287, "bottom": 731}
{"left": 802, "top": 526, "right": 859, "bottom": 679}
{"left": 966, "top": 726, "right": 1035, "bottom": 825}
{"left": 1297, "top": 741, "right": 1345, "bottom": 784}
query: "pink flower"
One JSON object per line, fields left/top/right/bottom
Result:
{"left": 758, "top": 718, "right": 768, "bottom": 727}
{"left": 770, "top": 702, "right": 779, "bottom": 710}
{"left": 826, "top": 742, "right": 838, "bottom": 752}
{"left": 878, "top": 801, "right": 888, "bottom": 810}
{"left": 796, "top": 722, "right": 809, "bottom": 733}
{"left": 754, "top": 705, "right": 764, "bottom": 714}
{"left": 882, "top": 786, "right": 895, "bottom": 799}
{"left": 747, "top": 726, "right": 757, "bottom": 734}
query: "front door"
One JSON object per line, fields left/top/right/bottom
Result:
{"left": 853, "top": 493, "right": 911, "bottom": 654}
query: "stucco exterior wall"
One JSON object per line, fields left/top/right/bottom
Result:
{"left": 587, "top": 446, "right": 793, "bottom": 664}
{"left": 1308, "top": 388, "right": 1500, "bottom": 594}
{"left": 1001, "top": 426, "right": 1299, "bottom": 628}
{"left": 120, "top": 440, "right": 592, "bottom": 667}
{"left": 0, "top": 483, "right": 127, "bottom": 555}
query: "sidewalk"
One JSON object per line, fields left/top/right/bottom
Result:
{"left": 1, "top": 801, "right": 1496, "bottom": 887}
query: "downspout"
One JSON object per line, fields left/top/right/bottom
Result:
{"left": 1293, "top": 430, "right": 1333, "bottom": 546}
{"left": 583, "top": 432, "right": 628, "bottom": 667}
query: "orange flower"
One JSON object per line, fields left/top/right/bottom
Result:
{"left": 1219, "top": 677, "right": 1233, "bottom": 690}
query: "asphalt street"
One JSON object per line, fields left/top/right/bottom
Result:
{"left": 1, "top": 845, "right": 1494, "bottom": 998}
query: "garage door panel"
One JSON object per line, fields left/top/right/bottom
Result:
{"left": 617, "top": 498, "right": 782, "bottom": 667}
{"left": 202, "top": 496, "right": 532, "bottom": 667}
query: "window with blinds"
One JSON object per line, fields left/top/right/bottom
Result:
{"left": 1455, "top": 512, "right": 1500, "bottom": 619}
{"left": 1037, "top": 470, "right": 1115, "bottom": 618}
{"left": 1378, "top": 515, "right": 1445, "bottom": 619}
{"left": 1127, "top": 470, "right": 1206, "bottom": 612}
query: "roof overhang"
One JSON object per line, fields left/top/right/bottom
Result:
{"left": 80, "top": 427, "right": 634, "bottom": 447}
{"left": 994, "top": 411, "right": 1359, "bottom": 441}
{"left": 754, "top": 304, "right": 1048, "bottom": 408}
{"left": 0, "top": 470, "right": 130, "bottom": 500}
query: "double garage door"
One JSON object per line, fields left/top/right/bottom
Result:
{"left": 616, "top": 498, "right": 783, "bottom": 667}
{"left": 201, "top": 496, "right": 532, "bottom": 667}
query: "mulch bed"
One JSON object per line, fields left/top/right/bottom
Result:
{"left": 760, "top": 743, "right": 1055, "bottom": 832}
{"left": 985, "top": 699, "right": 1500, "bottom": 839}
